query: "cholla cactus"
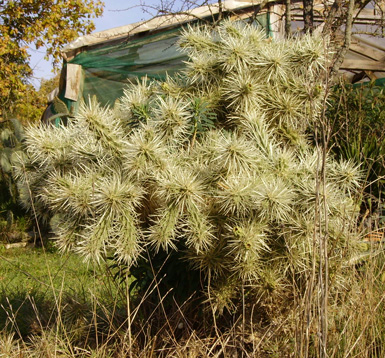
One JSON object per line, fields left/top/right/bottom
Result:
{"left": 15, "top": 20, "right": 361, "bottom": 312}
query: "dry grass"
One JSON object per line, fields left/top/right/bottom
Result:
{"left": 0, "top": 242, "right": 384, "bottom": 357}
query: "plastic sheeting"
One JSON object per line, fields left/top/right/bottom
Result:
{"left": 67, "top": 29, "right": 185, "bottom": 108}
{"left": 59, "top": 13, "right": 269, "bottom": 113}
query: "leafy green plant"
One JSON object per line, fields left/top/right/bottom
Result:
{"left": 0, "top": 118, "right": 24, "bottom": 195}
{"left": 0, "top": 118, "right": 32, "bottom": 242}
{"left": 328, "top": 81, "right": 385, "bottom": 230}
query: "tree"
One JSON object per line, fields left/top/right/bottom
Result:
{"left": 11, "top": 75, "right": 60, "bottom": 124}
{"left": 0, "top": 0, "right": 104, "bottom": 121}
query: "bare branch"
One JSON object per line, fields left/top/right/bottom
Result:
{"left": 285, "top": 0, "right": 292, "bottom": 37}
{"left": 303, "top": 0, "right": 314, "bottom": 33}
{"left": 329, "top": 0, "right": 355, "bottom": 79}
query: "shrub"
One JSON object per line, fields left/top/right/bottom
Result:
{"left": 328, "top": 81, "right": 385, "bottom": 231}
{"left": 0, "top": 118, "right": 32, "bottom": 242}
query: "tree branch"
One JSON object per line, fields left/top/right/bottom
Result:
{"left": 303, "top": 0, "right": 314, "bottom": 33}
{"left": 329, "top": 0, "right": 355, "bottom": 79}
{"left": 285, "top": 0, "right": 292, "bottom": 37}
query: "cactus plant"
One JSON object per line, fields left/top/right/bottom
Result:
{"left": 14, "top": 21, "right": 362, "bottom": 314}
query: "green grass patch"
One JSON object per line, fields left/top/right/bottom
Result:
{"left": 0, "top": 245, "right": 122, "bottom": 338}
{"left": 0, "top": 246, "right": 93, "bottom": 294}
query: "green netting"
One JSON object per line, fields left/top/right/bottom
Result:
{"left": 60, "top": 13, "right": 269, "bottom": 112}
{"left": 356, "top": 77, "right": 385, "bottom": 88}
{"left": 66, "top": 28, "right": 185, "bottom": 110}
{"left": 350, "top": 77, "right": 385, "bottom": 96}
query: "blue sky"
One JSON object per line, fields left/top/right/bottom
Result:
{"left": 29, "top": 0, "right": 166, "bottom": 87}
{"left": 93, "top": 0, "right": 163, "bottom": 32}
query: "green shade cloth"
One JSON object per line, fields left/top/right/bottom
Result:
{"left": 61, "top": 13, "right": 270, "bottom": 111}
